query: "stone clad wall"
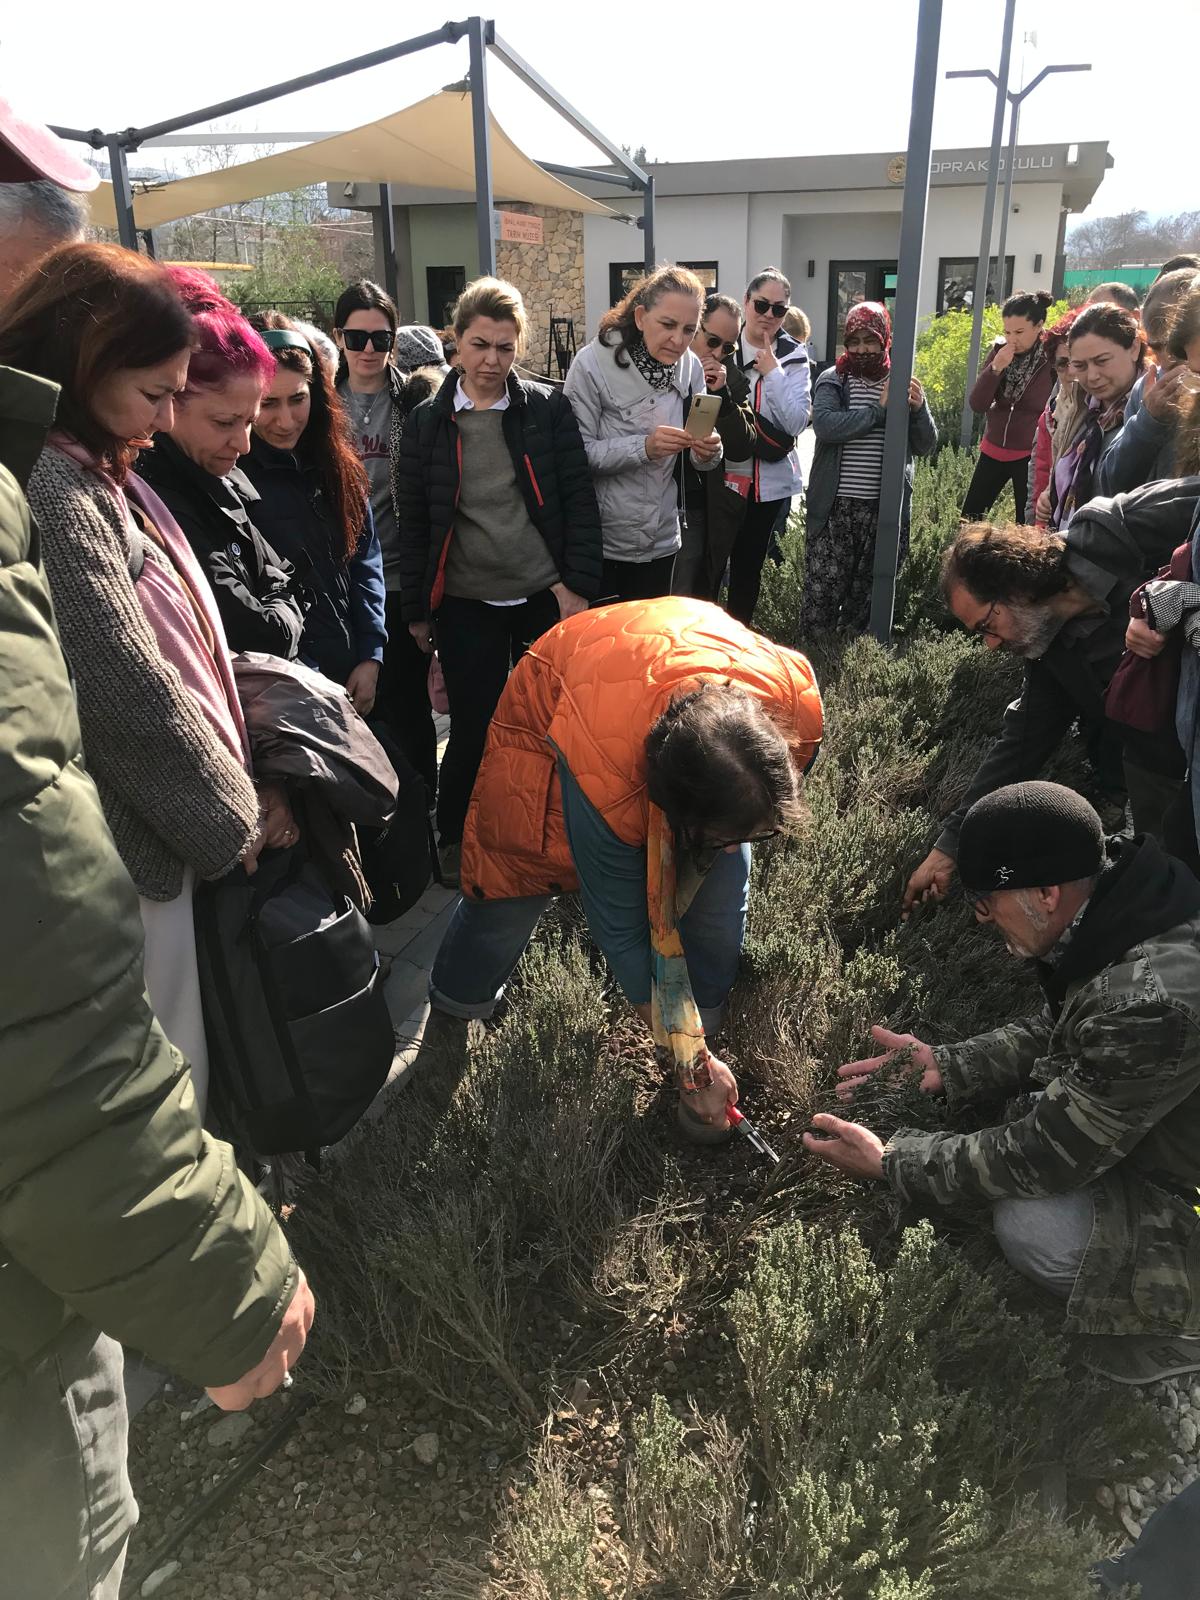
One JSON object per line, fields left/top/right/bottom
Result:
{"left": 495, "top": 203, "right": 585, "bottom": 379}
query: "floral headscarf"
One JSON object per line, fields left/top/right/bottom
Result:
{"left": 836, "top": 301, "right": 892, "bottom": 380}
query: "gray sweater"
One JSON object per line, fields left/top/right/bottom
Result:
{"left": 25, "top": 448, "right": 259, "bottom": 900}
{"left": 442, "top": 409, "right": 559, "bottom": 600}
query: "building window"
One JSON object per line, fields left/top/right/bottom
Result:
{"left": 607, "top": 260, "right": 720, "bottom": 306}
{"left": 937, "top": 256, "right": 1015, "bottom": 315}
{"left": 684, "top": 261, "right": 719, "bottom": 291}
{"left": 426, "top": 265, "right": 466, "bottom": 329}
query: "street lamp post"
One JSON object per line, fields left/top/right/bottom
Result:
{"left": 946, "top": 0, "right": 1016, "bottom": 451}
{"left": 949, "top": 57, "right": 1090, "bottom": 448}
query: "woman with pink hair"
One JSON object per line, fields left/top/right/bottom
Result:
{"left": 138, "top": 268, "right": 307, "bottom": 657}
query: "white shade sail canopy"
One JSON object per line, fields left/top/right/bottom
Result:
{"left": 88, "top": 89, "right": 616, "bottom": 230}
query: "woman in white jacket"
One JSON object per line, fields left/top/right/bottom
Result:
{"left": 724, "top": 267, "right": 812, "bottom": 624}
{"left": 564, "top": 264, "right": 722, "bottom": 601}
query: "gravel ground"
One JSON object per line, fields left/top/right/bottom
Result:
{"left": 1099, "top": 1376, "right": 1200, "bottom": 1542}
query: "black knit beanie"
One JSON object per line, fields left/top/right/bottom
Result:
{"left": 957, "top": 781, "right": 1104, "bottom": 895}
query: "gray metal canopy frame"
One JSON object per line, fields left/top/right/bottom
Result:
{"left": 51, "top": 16, "right": 656, "bottom": 295}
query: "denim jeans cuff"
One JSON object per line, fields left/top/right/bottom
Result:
{"left": 428, "top": 981, "right": 502, "bottom": 1021}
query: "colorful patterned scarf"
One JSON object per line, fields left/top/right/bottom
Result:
{"left": 646, "top": 803, "right": 709, "bottom": 1088}
{"left": 997, "top": 337, "right": 1049, "bottom": 406}
{"left": 1051, "top": 388, "right": 1132, "bottom": 530}
{"left": 836, "top": 301, "right": 892, "bottom": 381}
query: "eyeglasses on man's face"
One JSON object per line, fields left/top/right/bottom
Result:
{"left": 968, "top": 599, "right": 1002, "bottom": 640}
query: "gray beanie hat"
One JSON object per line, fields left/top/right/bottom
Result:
{"left": 394, "top": 324, "right": 449, "bottom": 374}
{"left": 958, "top": 781, "right": 1104, "bottom": 895}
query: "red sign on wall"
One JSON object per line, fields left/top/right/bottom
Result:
{"left": 495, "top": 210, "right": 544, "bottom": 245}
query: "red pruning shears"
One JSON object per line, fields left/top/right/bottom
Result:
{"left": 727, "top": 1105, "right": 780, "bottom": 1165}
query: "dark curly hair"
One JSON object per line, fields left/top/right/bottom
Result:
{"left": 645, "top": 683, "right": 803, "bottom": 848}
{"left": 248, "top": 309, "right": 367, "bottom": 565}
{"left": 941, "top": 522, "right": 1071, "bottom": 606}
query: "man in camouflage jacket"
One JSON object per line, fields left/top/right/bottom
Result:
{"left": 807, "top": 781, "right": 1200, "bottom": 1383}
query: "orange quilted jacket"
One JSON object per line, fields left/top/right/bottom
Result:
{"left": 459, "top": 598, "right": 823, "bottom": 903}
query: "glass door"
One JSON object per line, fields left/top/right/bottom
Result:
{"left": 827, "top": 260, "right": 899, "bottom": 363}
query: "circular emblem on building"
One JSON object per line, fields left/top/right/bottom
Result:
{"left": 887, "top": 155, "right": 907, "bottom": 185}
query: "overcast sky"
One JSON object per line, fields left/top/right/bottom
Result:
{"left": 4, "top": 0, "right": 1191, "bottom": 223}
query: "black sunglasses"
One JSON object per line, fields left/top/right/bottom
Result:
{"left": 340, "top": 328, "right": 395, "bottom": 353}
{"left": 702, "top": 329, "right": 736, "bottom": 357}
{"left": 752, "top": 296, "right": 789, "bottom": 319}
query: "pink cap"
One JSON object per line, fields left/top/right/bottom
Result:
{"left": 0, "top": 98, "right": 98, "bottom": 191}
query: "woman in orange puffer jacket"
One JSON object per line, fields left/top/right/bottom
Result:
{"left": 428, "top": 596, "right": 823, "bottom": 1138}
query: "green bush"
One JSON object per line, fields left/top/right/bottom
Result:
{"left": 283, "top": 452, "right": 1161, "bottom": 1598}
{"left": 726, "top": 1219, "right": 1143, "bottom": 1599}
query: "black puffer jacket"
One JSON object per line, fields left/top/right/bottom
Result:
{"left": 139, "top": 433, "right": 307, "bottom": 658}
{"left": 395, "top": 370, "right": 603, "bottom": 623}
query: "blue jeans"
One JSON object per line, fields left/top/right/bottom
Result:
{"left": 430, "top": 843, "right": 752, "bottom": 1029}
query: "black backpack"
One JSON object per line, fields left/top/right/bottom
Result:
{"left": 359, "top": 719, "right": 435, "bottom": 925}
{"left": 195, "top": 849, "right": 394, "bottom": 1156}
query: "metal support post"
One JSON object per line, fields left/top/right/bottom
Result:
{"left": 537, "top": 160, "right": 639, "bottom": 191}
{"left": 119, "top": 24, "right": 470, "bottom": 148}
{"left": 377, "top": 184, "right": 400, "bottom": 306}
{"left": 993, "top": 95, "right": 1022, "bottom": 295}
{"left": 488, "top": 31, "right": 648, "bottom": 187}
{"left": 140, "top": 229, "right": 157, "bottom": 259}
{"left": 106, "top": 135, "right": 139, "bottom": 250}
{"left": 953, "top": 0, "right": 1015, "bottom": 447}
{"left": 869, "top": 0, "right": 943, "bottom": 645}
{"left": 642, "top": 175, "right": 655, "bottom": 274}
{"left": 468, "top": 17, "right": 495, "bottom": 277}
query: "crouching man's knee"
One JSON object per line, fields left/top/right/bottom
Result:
{"left": 992, "top": 1189, "right": 1095, "bottom": 1299}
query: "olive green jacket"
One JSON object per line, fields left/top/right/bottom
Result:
{"left": 0, "top": 365, "right": 297, "bottom": 1384}
{"left": 885, "top": 838, "right": 1200, "bottom": 1337}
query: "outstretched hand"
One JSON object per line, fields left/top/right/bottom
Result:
{"left": 835, "top": 1025, "right": 943, "bottom": 1103}
{"left": 802, "top": 1114, "right": 886, "bottom": 1179}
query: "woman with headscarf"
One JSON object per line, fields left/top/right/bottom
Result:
{"left": 799, "top": 301, "right": 936, "bottom": 633}
{"left": 962, "top": 289, "right": 1056, "bottom": 523}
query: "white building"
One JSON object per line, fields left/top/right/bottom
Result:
{"left": 581, "top": 141, "right": 1110, "bottom": 361}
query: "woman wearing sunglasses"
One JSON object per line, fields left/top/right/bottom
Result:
{"left": 333, "top": 281, "right": 442, "bottom": 801}
{"left": 676, "top": 292, "right": 756, "bottom": 598}
{"left": 722, "top": 268, "right": 812, "bottom": 625}
{"left": 241, "top": 311, "right": 386, "bottom": 717}
{"left": 425, "top": 595, "right": 822, "bottom": 1144}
